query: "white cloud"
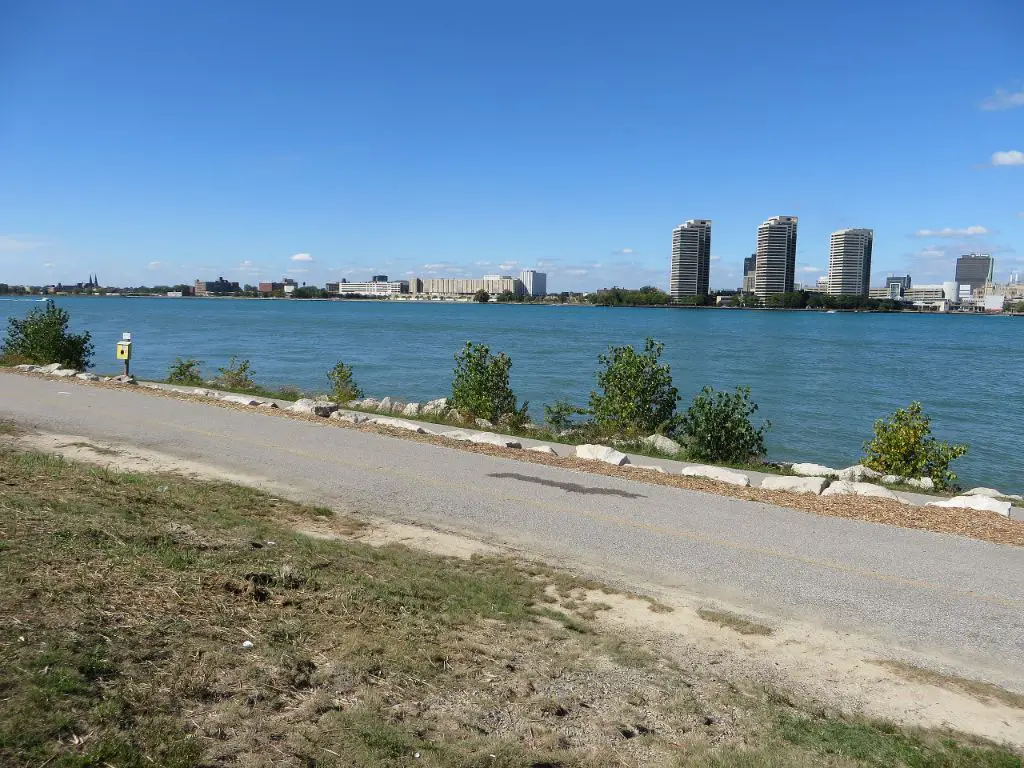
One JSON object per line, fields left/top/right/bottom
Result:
{"left": 798, "top": 265, "right": 822, "bottom": 273}
{"left": 287, "top": 268, "right": 308, "bottom": 274}
{"left": 474, "top": 261, "right": 492, "bottom": 267}
{"left": 0, "top": 234, "right": 46, "bottom": 251}
{"left": 290, "top": 253, "right": 314, "bottom": 262}
{"left": 980, "top": 88, "right": 1024, "bottom": 111}
{"left": 43, "top": 262, "right": 54, "bottom": 269}
{"left": 497, "top": 261, "right": 519, "bottom": 271}
{"left": 913, "top": 225, "right": 989, "bottom": 237}
{"left": 992, "top": 150, "right": 1024, "bottom": 166}
{"left": 1017, "top": 212, "right": 1024, "bottom": 219}
{"left": 710, "top": 255, "right": 721, "bottom": 262}
{"left": 147, "top": 261, "right": 162, "bottom": 270}
{"left": 422, "top": 263, "right": 446, "bottom": 270}
{"left": 236, "top": 260, "right": 261, "bottom": 273}
{"left": 564, "top": 268, "right": 589, "bottom": 276}
{"left": 611, "top": 248, "right": 635, "bottom": 255}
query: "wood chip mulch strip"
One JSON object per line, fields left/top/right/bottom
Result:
{"left": 5, "top": 369, "right": 1022, "bottom": 547}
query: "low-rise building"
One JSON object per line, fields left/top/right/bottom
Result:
{"left": 418, "top": 277, "right": 526, "bottom": 297}
{"left": 194, "top": 277, "right": 240, "bottom": 296}
{"left": 325, "top": 279, "right": 408, "bottom": 296}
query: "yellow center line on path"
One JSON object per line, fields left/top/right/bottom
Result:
{"left": 38, "top": 388, "right": 1024, "bottom": 611}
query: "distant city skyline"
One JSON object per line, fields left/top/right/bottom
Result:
{"left": 1, "top": 3, "right": 1021, "bottom": 291}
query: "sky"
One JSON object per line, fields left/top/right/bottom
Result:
{"left": 1, "top": 0, "right": 1022, "bottom": 292}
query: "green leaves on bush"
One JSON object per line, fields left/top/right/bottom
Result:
{"left": 588, "top": 338, "right": 679, "bottom": 439}
{"left": 168, "top": 358, "right": 204, "bottom": 385}
{"left": 450, "top": 341, "right": 527, "bottom": 426}
{"left": 1, "top": 300, "right": 94, "bottom": 369}
{"left": 544, "top": 398, "right": 586, "bottom": 434}
{"left": 678, "top": 386, "right": 769, "bottom": 464}
{"left": 214, "top": 356, "right": 256, "bottom": 391}
{"left": 862, "top": 402, "right": 967, "bottom": 490}
{"left": 327, "top": 360, "right": 363, "bottom": 404}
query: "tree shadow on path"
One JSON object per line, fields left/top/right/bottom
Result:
{"left": 487, "top": 472, "right": 646, "bottom": 499}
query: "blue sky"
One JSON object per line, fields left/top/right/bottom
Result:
{"left": 1, "top": 0, "right": 1022, "bottom": 291}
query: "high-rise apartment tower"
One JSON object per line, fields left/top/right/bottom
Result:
{"left": 827, "top": 228, "right": 874, "bottom": 296}
{"left": 753, "top": 216, "right": 798, "bottom": 297}
{"left": 670, "top": 219, "right": 712, "bottom": 299}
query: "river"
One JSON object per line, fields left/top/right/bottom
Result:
{"left": 2, "top": 296, "right": 1021, "bottom": 493}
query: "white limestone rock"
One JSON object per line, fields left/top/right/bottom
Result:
{"left": 791, "top": 462, "right": 838, "bottom": 477}
{"left": 76, "top": 372, "right": 100, "bottom": 381}
{"left": 371, "top": 417, "right": 428, "bottom": 434}
{"left": 360, "top": 398, "right": 379, "bottom": 410}
{"left": 288, "top": 398, "right": 339, "bottom": 417}
{"left": 474, "top": 418, "right": 495, "bottom": 429}
{"left": 440, "top": 430, "right": 475, "bottom": 441}
{"left": 927, "top": 495, "right": 1012, "bottom": 518}
{"left": 37, "top": 363, "right": 62, "bottom": 374}
{"left": 421, "top": 398, "right": 448, "bottom": 416}
{"left": 835, "top": 465, "right": 883, "bottom": 482}
{"left": 402, "top": 402, "right": 421, "bottom": 417}
{"left": 527, "top": 445, "right": 557, "bottom": 455}
{"left": 14, "top": 364, "right": 37, "bottom": 371}
{"left": 112, "top": 374, "right": 136, "bottom": 385}
{"left": 821, "top": 481, "right": 899, "bottom": 500}
{"left": 642, "top": 434, "right": 682, "bottom": 455}
{"left": 52, "top": 368, "right": 78, "bottom": 377}
{"left": 575, "top": 444, "right": 631, "bottom": 466}
{"left": 906, "top": 477, "right": 935, "bottom": 491}
{"left": 330, "top": 411, "right": 367, "bottom": 423}
{"left": 470, "top": 433, "right": 522, "bottom": 448}
{"left": 258, "top": 401, "right": 278, "bottom": 409}
{"left": 680, "top": 465, "right": 751, "bottom": 487}
{"left": 192, "top": 388, "right": 220, "bottom": 397}
{"left": 966, "top": 487, "right": 1004, "bottom": 499}
{"left": 761, "top": 475, "right": 828, "bottom": 495}
{"left": 377, "top": 397, "right": 394, "bottom": 413}
{"left": 881, "top": 474, "right": 903, "bottom": 484}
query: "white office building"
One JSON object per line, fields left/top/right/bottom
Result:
{"left": 753, "top": 216, "right": 798, "bottom": 298}
{"left": 519, "top": 269, "right": 547, "bottom": 297}
{"left": 325, "top": 280, "right": 408, "bottom": 296}
{"left": 670, "top": 219, "right": 712, "bottom": 299}
{"left": 827, "top": 228, "right": 874, "bottom": 297}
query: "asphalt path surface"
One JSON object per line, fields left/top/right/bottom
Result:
{"left": 3, "top": 372, "right": 1022, "bottom": 684}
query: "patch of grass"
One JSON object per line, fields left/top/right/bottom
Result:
{"left": 776, "top": 712, "right": 1022, "bottom": 767}
{"left": 874, "top": 660, "right": 1024, "bottom": 710}
{"left": 698, "top": 607, "right": 774, "bottom": 636}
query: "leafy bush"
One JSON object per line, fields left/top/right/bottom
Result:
{"left": 168, "top": 358, "right": 204, "bottom": 385}
{"left": 862, "top": 402, "right": 967, "bottom": 490}
{"left": 214, "top": 357, "right": 256, "bottom": 391}
{"left": 450, "top": 341, "right": 528, "bottom": 426}
{"left": 588, "top": 338, "right": 679, "bottom": 438}
{"left": 544, "top": 398, "right": 586, "bottom": 434}
{"left": 1, "top": 300, "right": 93, "bottom": 369}
{"left": 327, "top": 360, "right": 363, "bottom": 404}
{"left": 473, "top": 289, "right": 490, "bottom": 303}
{"left": 678, "top": 386, "right": 770, "bottom": 464}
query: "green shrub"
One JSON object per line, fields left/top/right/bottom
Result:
{"left": 1, "top": 300, "right": 94, "bottom": 369}
{"left": 449, "top": 341, "right": 528, "bottom": 426}
{"left": 588, "top": 338, "right": 679, "bottom": 438}
{"left": 327, "top": 360, "right": 363, "bottom": 404}
{"left": 473, "top": 289, "right": 490, "bottom": 303}
{"left": 678, "top": 386, "right": 770, "bottom": 464}
{"left": 214, "top": 357, "right": 256, "bottom": 391}
{"left": 167, "top": 358, "right": 204, "bottom": 385}
{"left": 544, "top": 398, "right": 586, "bottom": 434}
{"left": 862, "top": 402, "right": 967, "bottom": 490}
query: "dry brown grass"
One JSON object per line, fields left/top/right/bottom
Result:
{"left": 697, "top": 608, "right": 774, "bottom": 636}
{"left": 2, "top": 444, "right": 1020, "bottom": 767}
{"left": 7, "top": 368, "right": 1021, "bottom": 548}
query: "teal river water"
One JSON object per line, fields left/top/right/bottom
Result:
{"left": 3, "top": 296, "right": 1022, "bottom": 493}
